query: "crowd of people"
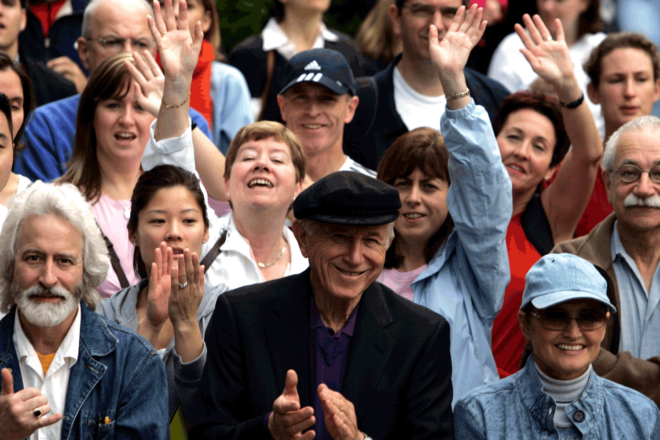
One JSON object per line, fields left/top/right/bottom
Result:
{"left": 1, "top": 0, "right": 660, "bottom": 438}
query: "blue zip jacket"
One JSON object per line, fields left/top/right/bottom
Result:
{"left": 409, "top": 101, "right": 511, "bottom": 406}
{"left": 0, "top": 304, "right": 169, "bottom": 439}
{"left": 455, "top": 355, "right": 660, "bottom": 439}
{"left": 15, "top": 94, "right": 211, "bottom": 182}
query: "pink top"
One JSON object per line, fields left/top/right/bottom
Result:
{"left": 377, "top": 265, "right": 427, "bottom": 302}
{"left": 92, "top": 195, "right": 140, "bottom": 298}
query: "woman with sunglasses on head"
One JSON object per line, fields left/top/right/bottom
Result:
{"left": 455, "top": 253, "right": 659, "bottom": 440}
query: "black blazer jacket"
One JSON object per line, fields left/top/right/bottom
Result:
{"left": 189, "top": 268, "right": 454, "bottom": 439}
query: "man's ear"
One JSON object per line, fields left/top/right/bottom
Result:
{"left": 277, "top": 94, "right": 287, "bottom": 123}
{"left": 388, "top": 4, "right": 402, "bottom": 37}
{"left": 653, "top": 78, "right": 660, "bottom": 104}
{"left": 292, "top": 221, "right": 309, "bottom": 258}
{"left": 20, "top": 8, "right": 26, "bottom": 32}
{"left": 587, "top": 83, "right": 600, "bottom": 105}
{"left": 77, "top": 37, "right": 90, "bottom": 70}
{"left": 602, "top": 167, "right": 613, "bottom": 205}
{"left": 344, "top": 95, "right": 359, "bottom": 124}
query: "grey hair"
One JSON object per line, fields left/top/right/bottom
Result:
{"left": 603, "top": 116, "right": 660, "bottom": 171}
{"left": 0, "top": 182, "right": 110, "bottom": 314}
{"left": 82, "top": 0, "right": 153, "bottom": 38}
{"left": 297, "top": 219, "right": 396, "bottom": 244}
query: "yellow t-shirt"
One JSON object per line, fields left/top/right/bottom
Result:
{"left": 36, "top": 352, "right": 55, "bottom": 377}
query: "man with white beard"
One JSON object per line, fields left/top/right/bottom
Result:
{"left": 0, "top": 182, "right": 168, "bottom": 440}
{"left": 552, "top": 115, "right": 660, "bottom": 406}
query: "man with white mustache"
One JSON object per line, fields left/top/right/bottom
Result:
{"left": 552, "top": 115, "right": 660, "bottom": 406}
{"left": 0, "top": 181, "right": 168, "bottom": 440}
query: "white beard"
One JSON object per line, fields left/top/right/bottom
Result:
{"left": 14, "top": 283, "right": 80, "bottom": 328}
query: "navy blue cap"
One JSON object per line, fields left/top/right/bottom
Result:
{"left": 279, "top": 48, "right": 357, "bottom": 96}
{"left": 293, "top": 172, "right": 401, "bottom": 226}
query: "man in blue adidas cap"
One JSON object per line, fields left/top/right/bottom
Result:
{"left": 277, "top": 48, "right": 377, "bottom": 185}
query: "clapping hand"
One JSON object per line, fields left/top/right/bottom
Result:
{"left": 318, "top": 384, "right": 362, "bottom": 440}
{"left": 148, "top": 0, "right": 203, "bottom": 82}
{"left": 145, "top": 242, "right": 174, "bottom": 330}
{"left": 429, "top": 4, "right": 486, "bottom": 78}
{"left": 269, "top": 370, "right": 315, "bottom": 440}
{"left": 168, "top": 248, "right": 204, "bottom": 329}
{"left": 515, "top": 14, "right": 579, "bottom": 99}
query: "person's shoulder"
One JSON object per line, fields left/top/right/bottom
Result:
{"left": 552, "top": 214, "right": 615, "bottom": 256}
{"left": 599, "top": 376, "right": 660, "bottom": 423}
{"left": 224, "top": 271, "right": 305, "bottom": 308}
{"left": 456, "top": 371, "right": 518, "bottom": 408}
{"left": 230, "top": 34, "right": 265, "bottom": 56}
{"left": 90, "top": 310, "right": 157, "bottom": 356}
{"left": 31, "top": 94, "right": 80, "bottom": 119}
{"left": 342, "top": 158, "right": 377, "bottom": 178}
{"left": 374, "top": 281, "right": 447, "bottom": 330}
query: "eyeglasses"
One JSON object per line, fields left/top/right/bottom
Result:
{"left": 527, "top": 310, "right": 608, "bottom": 331}
{"left": 613, "top": 164, "right": 660, "bottom": 184}
{"left": 402, "top": 4, "right": 458, "bottom": 21}
{"left": 92, "top": 37, "right": 155, "bottom": 52}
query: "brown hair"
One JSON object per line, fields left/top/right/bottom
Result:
{"left": 357, "top": 0, "right": 401, "bottom": 65}
{"left": 377, "top": 127, "right": 454, "bottom": 269}
{"left": 584, "top": 32, "right": 660, "bottom": 89}
{"left": 493, "top": 91, "right": 570, "bottom": 168}
{"left": 0, "top": 53, "right": 35, "bottom": 151}
{"left": 576, "top": 0, "right": 602, "bottom": 40}
{"left": 199, "top": 0, "right": 225, "bottom": 61}
{"left": 224, "top": 120, "right": 306, "bottom": 182}
{"left": 58, "top": 52, "right": 137, "bottom": 203}
{"left": 128, "top": 165, "right": 209, "bottom": 279}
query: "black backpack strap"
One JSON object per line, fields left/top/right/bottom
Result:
{"left": 200, "top": 231, "right": 228, "bottom": 269}
{"left": 520, "top": 193, "right": 555, "bottom": 256}
{"left": 97, "top": 222, "right": 130, "bottom": 289}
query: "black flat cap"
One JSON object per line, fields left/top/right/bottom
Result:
{"left": 294, "top": 172, "right": 401, "bottom": 226}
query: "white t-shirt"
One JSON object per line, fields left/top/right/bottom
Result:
{"left": 393, "top": 67, "right": 447, "bottom": 132}
{"left": 488, "top": 32, "right": 607, "bottom": 137}
{"left": 339, "top": 156, "right": 377, "bottom": 178}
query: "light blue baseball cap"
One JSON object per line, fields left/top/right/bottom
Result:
{"left": 520, "top": 254, "right": 617, "bottom": 313}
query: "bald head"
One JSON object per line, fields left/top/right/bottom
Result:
{"left": 78, "top": 0, "right": 154, "bottom": 72}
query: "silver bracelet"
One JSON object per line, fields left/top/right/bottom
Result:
{"left": 447, "top": 89, "right": 470, "bottom": 102}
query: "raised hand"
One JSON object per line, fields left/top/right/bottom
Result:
{"left": 146, "top": 242, "right": 174, "bottom": 329}
{"left": 126, "top": 51, "right": 165, "bottom": 117}
{"left": 318, "top": 384, "right": 361, "bottom": 440}
{"left": 515, "top": 14, "right": 577, "bottom": 93}
{"left": 168, "top": 248, "right": 204, "bottom": 328}
{"left": 429, "top": 4, "right": 486, "bottom": 77}
{"left": 0, "top": 369, "right": 63, "bottom": 440}
{"left": 148, "top": 0, "right": 203, "bottom": 81}
{"left": 269, "top": 370, "right": 316, "bottom": 440}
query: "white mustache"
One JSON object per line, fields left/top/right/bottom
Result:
{"left": 623, "top": 193, "right": 660, "bottom": 208}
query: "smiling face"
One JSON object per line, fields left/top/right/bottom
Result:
{"left": 93, "top": 86, "right": 155, "bottom": 168}
{"left": 13, "top": 214, "right": 84, "bottom": 327}
{"left": 603, "top": 128, "right": 660, "bottom": 232}
{"left": 295, "top": 221, "right": 391, "bottom": 303}
{"left": 390, "top": 0, "right": 463, "bottom": 61}
{"left": 131, "top": 186, "right": 209, "bottom": 275}
{"left": 225, "top": 137, "right": 303, "bottom": 213}
{"left": 277, "top": 82, "right": 358, "bottom": 160}
{"left": 521, "top": 299, "right": 608, "bottom": 380}
{"left": 589, "top": 48, "right": 660, "bottom": 137}
{"left": 393, "top": 168, "right": 449, "bottom": 247}
{"left": 497, "top": 108, "right": 557, "bottom": 197}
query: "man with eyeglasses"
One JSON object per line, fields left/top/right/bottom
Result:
{"left": 345, "top": 0, "right": 509, "bottom": 170}
{"left": 553, "top": 115, "right": 660, "bottom": 406}
{"left": 14, "top": 0, "right": 211, "bottom": 182}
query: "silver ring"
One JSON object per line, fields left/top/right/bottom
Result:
{"left": 33, "top": 408, "right": 42, "bottom": 418}
{"left": 161, "top": 31, "right": 167, "bottom": 37}
{"left": 178, "top": 281, "right": 188, "bottom": 289}
{"left": 546, "top": 36, "right": 552, "bottom": 41}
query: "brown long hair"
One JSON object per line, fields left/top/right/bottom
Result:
{"left": 58, "top": 52, "right": 136, "bottom": 203}
{"left": 199, "top": 0, "right": 225, "bottom": 61}
{"left": 356, "top": 0, "right": 401, "bottom": 65}
{"left": 377, "top": 127, "right": 454, "bottom": 269}
{"left": 0, "top": 53, "right": 35, "bottom": 151}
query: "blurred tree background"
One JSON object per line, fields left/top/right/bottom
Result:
{"left": 217, "top": 0, "right": 377, "bottom": 55}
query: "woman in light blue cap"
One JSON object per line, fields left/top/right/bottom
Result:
{"left": 454, "top": 253, "right": 660, "bottom": 439}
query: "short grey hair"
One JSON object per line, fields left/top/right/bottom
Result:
{"left": 0, "top": 182, "right": 110, "bottom": 314}
{"left": 82, "top": 0, "right": 153, "bottom": 38}
{"left": 297, "top": 219, "right": 396, "bottom": 244}
{"left": 603, "top": 116, "right": 660, "bottom": 171}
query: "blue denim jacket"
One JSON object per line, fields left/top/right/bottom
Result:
{"left": 410, "top": 102, "right": 511, "bottom": 406}
{"left": 455, "top": 355, "right": 660, "bottom": 439}
{"left": 0, "top": 304, "right": 169, "bottom": 440}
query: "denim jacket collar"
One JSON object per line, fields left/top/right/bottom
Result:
{"left": 0, "top": 303, "right": 119, "bottom": 440}
{"left": 517, "top": 355, "right": 605, "bottom": 437}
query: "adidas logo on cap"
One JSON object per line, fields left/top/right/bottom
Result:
{"left": 304, "top": 60, "right": 322, "bottom": 71}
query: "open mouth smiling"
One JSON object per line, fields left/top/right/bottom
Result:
{"left": 248, "top": 179, "right": 274, "bottom": 188}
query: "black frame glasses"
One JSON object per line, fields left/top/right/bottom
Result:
{"left": 613, "top": 164, "right": 660, "bottom": 184}
{"left": 528, "top": 311, "right": 607, "bottom": 331}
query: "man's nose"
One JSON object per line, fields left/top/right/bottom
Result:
{"left": 345, "top": 239, "right": 365, "bottom": 266}
{"left": 39, "top": 259, "right": 58, "bottom": 288}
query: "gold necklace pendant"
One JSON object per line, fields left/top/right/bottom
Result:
{"left": 257, "top": 246, "right": 287, "bottom": 268}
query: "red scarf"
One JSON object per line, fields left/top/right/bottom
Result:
{"left": 157, "top": 40, "right": 214, "bottom": 128}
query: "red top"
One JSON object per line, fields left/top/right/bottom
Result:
{"left": 491, "top": 213, "right": 542, "bottom": 376}
{"left": 575, "top": 168, "right": 613, "bottom": 237}
{"left": 30, "top": 0, "right": 67, "bottom": 38}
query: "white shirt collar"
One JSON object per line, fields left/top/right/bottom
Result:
{"left": 14, "top": 303, "right": 81, "bottom": 372}
{"left": 261, "top": 18, "right": 338, "bottom": 59}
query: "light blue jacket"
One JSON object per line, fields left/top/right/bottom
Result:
{"left": 210, "top": 61, "right": 254, "bottom": 154}
{"left": 455, "top": 355, "right": 660, "bottom": 439}
{"left": 409, "top": 102, "right": 511, "bottom": 407}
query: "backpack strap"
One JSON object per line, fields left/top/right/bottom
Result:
{"left": 97, "top": 222, "right": 130, "bottom": 289}
{"left": 520, "top": 193, "right": 554, "bottom": 256}
{"left": 200, "top": 231, "right": 228, "bottom": 269}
